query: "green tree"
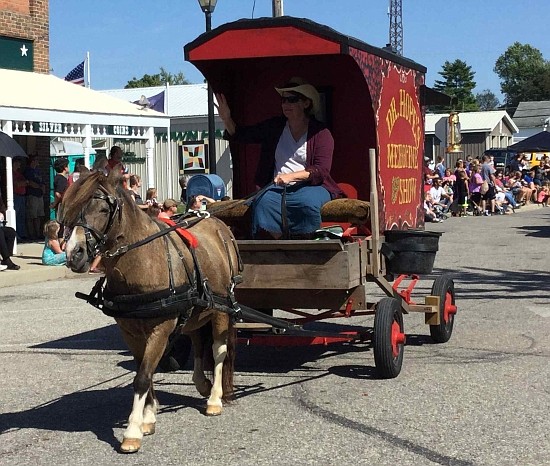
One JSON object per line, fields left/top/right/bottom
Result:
{"left": 494, "top": 42, "right": 550, "bottom": 109}
{"left": 475, "top": 89, "right": 500, "bottom": 111}
{"left": 125, "top": 67, "right": 190, "bottom": 88}
{"left": 433, "top": 59, "right": 478, "bottom": 111}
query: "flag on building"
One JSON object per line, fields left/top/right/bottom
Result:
{"left": 133, "top": 91, "right": 165, "bottom": 113}
{"left": 64, "top": 61, "right": 85, "bottom": 85}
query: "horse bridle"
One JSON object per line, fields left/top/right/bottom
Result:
{"left": 72, "top": 185, "right": 123, "bottom": 259}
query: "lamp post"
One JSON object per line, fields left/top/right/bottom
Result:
{"left": 197, "top": 0, "right": 218, "bottom": 174}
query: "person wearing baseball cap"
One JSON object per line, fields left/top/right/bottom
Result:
{"left": 216, "top": 77, "right": 343, "bottom": 239}
{"left": 158, "top": 199, "right": 179, "bottom": 219}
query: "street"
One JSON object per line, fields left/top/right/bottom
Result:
{"left": 0, "top": 208, "right": 549, "bottom": 466}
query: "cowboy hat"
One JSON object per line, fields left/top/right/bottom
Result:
{"left": 275, "top": 77, "right": 321, "bottom": 119}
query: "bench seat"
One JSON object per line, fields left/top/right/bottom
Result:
{"left": 207, "top": 198, "right": 371, "bottom": 231}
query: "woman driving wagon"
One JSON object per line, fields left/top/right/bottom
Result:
{"left": 216, "top": 77, "right": 343, "bottom": 239}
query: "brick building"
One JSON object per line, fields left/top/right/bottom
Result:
{"left": 0, "top": 0, "right": 49, "bottom": 73}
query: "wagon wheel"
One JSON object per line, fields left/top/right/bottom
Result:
{"left": 373, "top": 297, "right": 405, "bottom": 379}
{"left": 429, "top": 275, "right": 457, "bottom": 343}
{"left": 158, "top": 333, "right": 192, "bottom": 372}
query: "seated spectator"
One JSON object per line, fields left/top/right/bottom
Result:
{"left": 442, "top": 168, "right": 456, "bottom": 186}
{"left": 539, "top": 155, "right": 550, "bottom": 180}
{"left": 187, "top": 194, "right": 215, "bottom": 211}
{"left": 0, "top": 211, "right": 20, "bottom": 270}
{"left": 128, "top": 175, "right": 145, "bottom": 206}
{"left": 494, "top": 169, "right": 519, "bottom": 211}
{"left": 508, "top": 153, "right": 526, "bottom": 174}
{"left": 423, "top": 192, "right": 441, "bottom": 223}
{"left": 146, "top": 187, "right": 158, "bottom": 205}
{"left": 506, "top": 171, "right": 529, "bottom": 205}
{"left": 536, "top": 181, "right": 549, "bottom": 206}
{"left": 429, "top": 178, "right": 451, "bottom": 214}
{"left": 146, "top": 200, "right": 161, "bottom": 218}
{"left": 158, "top": 199, "right": 179, "bottom": 219}
{"left": 41, "top": 220, "right": 66, "bottom": 266}
{"left": 423, "top": 156, "right": 439, "bottom": 192}
{"left": 521, "top": 170, "right": 537, "bottom": 203}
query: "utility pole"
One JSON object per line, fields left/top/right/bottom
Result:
{"left": 272, "top": 0, "right": 283, "bottom": 17}
{"left": 388, "top": 0, "right": 403, "bottom": 55}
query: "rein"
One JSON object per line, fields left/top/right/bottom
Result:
{"left": 95, "top": 181, "right": 276, "bottom": 259}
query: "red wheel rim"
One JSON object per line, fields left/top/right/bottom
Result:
{"left": 443, "top": 291, "right": 457, "bottom": 323}
{"left": 391, "top": 320, "right": 405, "bottom": 358}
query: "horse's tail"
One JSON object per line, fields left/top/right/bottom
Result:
{"left": 222, "top": 319, "right": 235, "bottom": 402}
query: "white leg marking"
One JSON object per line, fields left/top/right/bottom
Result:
{"left": 142, "top": 398, "right": 158, "bottom": 425}
{"left": 207, "top": 340, "right": 227, "bottom": 409}
{"left": 124, "top": 392, "right": 147, "bottom": 440}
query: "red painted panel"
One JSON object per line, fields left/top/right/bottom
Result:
{"left": 349, "top": 46, "right": 426, "bottom": 231}
{"left": 188, "top": 27, "right": 341, "bottom": 61}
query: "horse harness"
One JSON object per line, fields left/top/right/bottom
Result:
{"left": 74, "top": 185, "right": 244, "bottom": 325}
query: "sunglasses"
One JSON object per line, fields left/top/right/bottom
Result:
{"left": 281, "top": 95, "right": 303, "bottom": 104}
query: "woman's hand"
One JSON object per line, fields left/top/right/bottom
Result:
{"left": 214, "top": 93, "right": 236, "bottom": 135}
{"left": 274, "top": 173, "right": 292, "bottom": 186}
{"left": 214, "top": 93, "right": 231, "bottom": 123}
{"left": 274, "top": 170, "right": 310, "bottom": 186}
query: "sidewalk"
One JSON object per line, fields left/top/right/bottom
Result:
{"left": 0, "top": 241, "right": 77, "bottom": 288}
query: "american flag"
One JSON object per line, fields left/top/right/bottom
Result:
{"left": 64, "top": 61, "right": 85, "bottom": 85}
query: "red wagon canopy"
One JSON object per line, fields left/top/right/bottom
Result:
{"left": 185, "top": 17, "right": 438, "bottom": 231}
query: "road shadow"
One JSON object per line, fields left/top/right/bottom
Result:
{"left": 0, "top": 386, "right": 202, "bottom": 451}
{"left": 434, "top": 266, "right": 550, "bottom": 302}
{"left": 31, "top": 324, "right": 126, "bottom": 351}
{"left": 515, "top": 224, "right": 550, "bottom": 238}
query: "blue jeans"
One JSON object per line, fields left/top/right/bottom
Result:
{"left": 252, "top": 184, "right": 331, "bottom": 237}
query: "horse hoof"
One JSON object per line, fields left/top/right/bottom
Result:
{"left": 206, "top": 404, "right": 222, "bottom": 416}
{"left": 142, "top": 423, "right": 156, "bottom": 436}
{"left": 119, "top": 438, "right": 141, "bottom": 453}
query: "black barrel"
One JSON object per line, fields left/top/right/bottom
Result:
{"left": 381, "top": 229, "right": 442, "bottom": 275}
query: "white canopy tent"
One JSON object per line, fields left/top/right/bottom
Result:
{"left": 0, "top": 68, "right": 170, "bottom": 233}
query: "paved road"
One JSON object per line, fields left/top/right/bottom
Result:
{"left": 0, "top": 208, "right": 549, "bottom": 465}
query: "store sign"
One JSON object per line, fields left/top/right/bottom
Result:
{"left": 0, "top": 36, "right": 33, "bottom": 71}
{"left": 33, "top": 122, "right": 64, "bottom": 133}
{"left": 109, "top": 125, "right": 132, "bottom": 136}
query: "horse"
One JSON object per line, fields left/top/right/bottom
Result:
{"left": 59, "top": 170, "right": 241, "bottom": 453}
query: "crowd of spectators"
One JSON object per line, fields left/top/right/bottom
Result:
{"left": 423, "top": 153, "right": 550, "bottom": 223}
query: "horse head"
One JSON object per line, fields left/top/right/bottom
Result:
{"left": 59, "top": 169, "right": 123, "bottom": 273}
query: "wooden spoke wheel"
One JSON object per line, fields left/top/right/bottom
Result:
{"left": 429, "top": 275, "right": 457, "bottom": 343}
{"left": 373, "top": 297, "right": 405, "bottom": 379}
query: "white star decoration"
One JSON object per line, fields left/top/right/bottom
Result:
{"left": 20, "top": 44, "right": 28, "bottom": 57}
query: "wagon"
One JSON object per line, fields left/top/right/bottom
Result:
{"left": 172, "top": 17, "right": 457, "bottom": 378}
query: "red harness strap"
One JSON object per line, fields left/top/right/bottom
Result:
{"left": 158, "top": 217, "right": 199, "bottom": 249}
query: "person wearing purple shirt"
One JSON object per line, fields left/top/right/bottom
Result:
{"left": 218, "top": 78, "right": 343, "bottom": 239}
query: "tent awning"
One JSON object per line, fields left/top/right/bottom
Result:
{"left": 508, "top": 131, "right": 550, "bottom": 152}
{"left": 0, "top": 68, "right": 170, "bottom": 129}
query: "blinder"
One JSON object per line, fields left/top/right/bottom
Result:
{"left": 74, "top": 186, "right": 123, "bottom": 259}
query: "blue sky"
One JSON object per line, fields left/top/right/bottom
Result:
{"left": 50, "top": 0, "right": 549, "bottom": 101}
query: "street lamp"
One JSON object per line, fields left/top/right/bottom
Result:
{"left": 197, "top": 0, "right": 218, "bottom": 174}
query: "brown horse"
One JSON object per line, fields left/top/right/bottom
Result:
{"left": 59, "top": 170, "right": 240, "bottom": 453}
